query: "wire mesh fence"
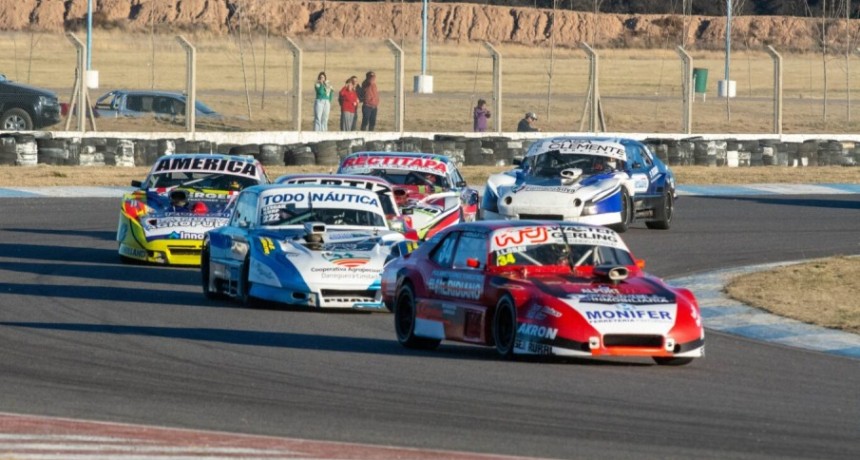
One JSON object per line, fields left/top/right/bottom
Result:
{"left": 2, "top": 31, "right": 860, "bottom": 134}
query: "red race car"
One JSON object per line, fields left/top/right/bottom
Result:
{"left": 337, "top": 152, "right": 479, "bottom": 240}
{"left": 381, "top": 221, "right": 704, "bottom": 365}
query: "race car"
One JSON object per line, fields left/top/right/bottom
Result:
{"left": 201, "top": 184, "right": 406, "bottom": 309}
{"left": 337, "top": 152, "right": 479, "bottom": 240}
{"left": 381, "top": 220, "right": 704, "bottom": 364}
{"left": 481, "top": 137, "right": 676, "bottom": 232}
{"left": 117, "top": 153, "right": 268, "bottom": 265}
{"left": 276, "top": 173, "right": 418, "bottom": 240}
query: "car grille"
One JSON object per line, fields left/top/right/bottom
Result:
{"left": 320, "top": 289, "right": 375, "bottom": 303}
{"left": 168, "top": 247, "right": 201, "bottom": 257}
{"left": 519, "top": 214, "right": 564, "bottom": 220}
{"left": 603, "top": 335, "right": 664, "bottom": 348}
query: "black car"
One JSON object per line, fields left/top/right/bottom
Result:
{"left": 0, "top": 74, "right": 62, "bottom": 131}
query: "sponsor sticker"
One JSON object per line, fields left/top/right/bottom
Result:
{"left": 153, "top": 156, "right": 258, "bottom": 178}
{"left": 427, "top": 271, "right": 484, "bottom": 300}
{"left": 340, "top": 155, "right": 448, "bottom": 174}
{"left": 532, "top": 140, "right": 627, "bottom": 161}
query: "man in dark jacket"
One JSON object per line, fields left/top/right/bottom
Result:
{"left": 360, "top": 71, "right": 379, "bottom": 131}
{"left": 517, "top": 112, "right": 540, "bottom": 132}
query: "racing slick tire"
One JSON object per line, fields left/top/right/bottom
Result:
{"left": 238, "top": 257, "right": 257, "bottom": 308}
{"left": 653, "top": 357, "right": 694, "bottom": 366}
{"left": 608, "top": 188, "right": 632, "bottom": 233}
{"left": 645, "top": 191, "right": 674, "bottom": 230}
{"left": 394, "top": 283, "right": 440, "bottom": 350}
{"left": 201, "top": 245, "right": 226, "bottom": 300}
{"left": 493, "top": 295, "right": 518, "bottom": 359}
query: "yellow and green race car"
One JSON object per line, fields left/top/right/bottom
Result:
{"left": 117, "top": 153, "right": 269, "bottom": 265}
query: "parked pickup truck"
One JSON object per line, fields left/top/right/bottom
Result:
{"left": 93, "top": 90, "right": 221, "bottom": 120}
{"left": 0, "top": 74, "right": 62, "bottom": 131}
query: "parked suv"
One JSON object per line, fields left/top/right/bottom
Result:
{"left": 0, "top": 74, "right": 62, "bottom": 131}
{"left": 94, "top": 90, "right": 220, "bottom": 120}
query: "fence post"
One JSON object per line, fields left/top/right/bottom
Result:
{"left": 285, "top": 38, "right": 303, "bottom": 132}
{"left": 580, "top": 43, "right": 600, "bottom": 133}
{"left": 765, "top": 45, "right": 783, "bottom": 135}
{"left": 66, "top": 33, "right": 88, "bottom": 132}
{"left": 676, "top": 46, "right": 693, "bottom": 135}
{"left": 175, "top": 35, "right": 197, "bottom": 135}
{"left": 385, "top": 39, "right": 405, "bottom": 133}
{"left": 483, "top": 42, "right": 502, "bottom": 133}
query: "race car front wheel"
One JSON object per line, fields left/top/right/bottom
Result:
{"left": 201, "top": 245, "right": 225, "bottom": 300}
{"left": 645, "top": 190, "right": 673, "bottom": 230}
{"left": 394, "top": 284, "right": 440, "bottom": 350}
{"left": 609, "top": 189, "right": 631, "bottom": 233}
{"left": 238, "top": 257, "right": 257, "bottom": 308}
{"left": 493, "top": 296, "right": 518, "bottom": 359}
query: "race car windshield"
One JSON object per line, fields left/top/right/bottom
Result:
{"left": 147, "top": 172, "right": 257, "bottom": 191}
{"left": 527, "top": 151, "right": 616, "bottom": 177}
{"left": 368, "top": 169, "right": 449, "bottom": 188}
{"left": 492, "top": 243, "right": 634, "bottom": 268}
{"left": 268, "top": 208, "right": 386, "bottom": 228}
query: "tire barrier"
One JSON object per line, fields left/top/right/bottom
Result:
{"left": 0, "top": 134, "right": 856, "bottom": 168}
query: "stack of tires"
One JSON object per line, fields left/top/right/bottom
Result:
{"left": 311, "top": 141, "right": 339, "bottom": 166}
{"left": 36, "top": 138, "right": 70, "bottom": 165}
{"left": 692, "top": 139, "right": 717, "bottom": 167}
{"left": 798, "top": 139, "right": 819, "bottom": 166}
{"left": 114, "top": 139, "right": 135, "bottom": 167}
{"left": 14, "top": 134, "right": 38, "bottom": 166}
{"left": 258, "top": 144, "right": 284, "bottom": 166}
{"left": 284, "top": 144, "right": 316, "bottom": 166}
{"left": 463, "top": 139, "right": 485, "bottom": 166}
{"left": 397, "top": 137, "right": 424, "bottom": 153}
{"left": 432, "top": 135, "right": 466, "bottom": 167}
{"left": 0, "top": 134, "right": 16, "bottom": 165}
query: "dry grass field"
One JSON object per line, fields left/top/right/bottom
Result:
{"left": 4, "top": 31, "right": 860, "bottom": 134}
{"left": 727, "top": 257, "right": 860, "bottom": 334}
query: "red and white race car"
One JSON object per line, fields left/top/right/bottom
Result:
{"left": 337, "top": 152, "right": 479, "bottom": 240}
{"left": 381, "top": 220, "right": 704, "bottom": 365}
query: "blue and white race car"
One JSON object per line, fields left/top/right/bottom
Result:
{"left": 480, "top": 137, "right": 676, "bottom": 232}
{"left": 201, "top": 184, "right": 406, "bottom": 309}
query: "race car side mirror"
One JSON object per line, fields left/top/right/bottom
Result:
{"left": 636, "top": 259, "right": 646, "bottom": 269}
{"left": 466, "top": 258, "right": 481, "bottom": 269}
{"left": 456, "top": 180, "right": 467, "bottom": 188}
{"left": 131, "top": 180, "right": 142, "bottom": 187}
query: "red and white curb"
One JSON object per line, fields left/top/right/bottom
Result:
{"left": 0, "top": 412, "right": 539, "bottom": 460}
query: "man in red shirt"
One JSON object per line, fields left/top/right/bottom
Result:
{"left": 339, "top": 76, "right": 359, "bottom": 131}
{"left": 359, "top": 71, "right": 379, "bottom": 131}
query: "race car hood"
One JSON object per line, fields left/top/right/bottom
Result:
{"left": 254, "top": 227, "right": 404, "bottom": 289}
{"left": 525, "top": 274, "right": 679, "bottom": 335}
{"left": 490, "top": 171, "right": 626, "bottom": 216}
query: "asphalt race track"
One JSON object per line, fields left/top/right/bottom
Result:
{"left": 0, "top": 195, "right": 858, "bottom": 459}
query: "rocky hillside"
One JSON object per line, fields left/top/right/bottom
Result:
{"left": 2, "top": 0, "right": 858, "bottom": 51}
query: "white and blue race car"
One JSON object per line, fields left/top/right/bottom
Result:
{"left": 201, "top": 184, "right": 406, "bottom": 310}
{"left": 480, "top": 137, "right": 676, "bottom": 232}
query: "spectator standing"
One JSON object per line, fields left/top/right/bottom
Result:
{"left": 339, "top": 76, "right": 360, "bottom": 131}
{"left": 473, "top": 99, "right": 491, "bottom": 132}
{"left": 517, "top": 112, "right": 540, "bottom": 132}
{"left": 313, "top": 71, "right": 333, "bottom": 131}
{"left": 359, "top": 71, "right": 379, "bottom": 131}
